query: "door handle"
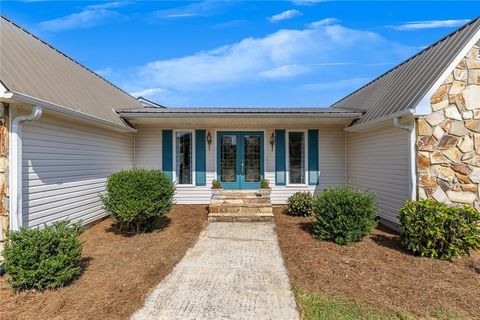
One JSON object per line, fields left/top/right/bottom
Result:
{"left": 241, "top": 160, "right": 244, "bottom": 175}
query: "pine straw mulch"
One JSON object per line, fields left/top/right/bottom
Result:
{"left": 274, "top": 207, "right": 480, "bottom": 319}
{"left": 0, "top": 205, "right": 208, "bottom": 320}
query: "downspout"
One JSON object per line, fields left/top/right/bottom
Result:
{"left": 393, "top": 114, "right": 416, "bottom": 201}
{"left": 9, "top": 106, "right": 43, "bottom": 231}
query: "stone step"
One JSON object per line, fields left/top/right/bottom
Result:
{"left": 208, "top": 212, "right": 274, "bottom": 222}
{"left": 208, "top": 189, "right": 273, "bottom": 223}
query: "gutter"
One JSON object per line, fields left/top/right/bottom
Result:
{"left": 118, "top": 112, "right": 363, "bottom": 119}
{"left": 393, "top": 112, "right": 417, "bottom": 201}
{"left": 2, "top": 91, "right": 137, "bottom": 133}
{"left": 9, "top": 106, "right": 43, "bottom": 231}
{"left": 345, "top": 109, "right": 413, "bottom": 132}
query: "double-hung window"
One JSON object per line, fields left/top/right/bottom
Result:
{"left": 287, "top": 131, "right": 306, "bottom": 185}
{"left": 175, "top": 131, "right": 193, "bottom": 185}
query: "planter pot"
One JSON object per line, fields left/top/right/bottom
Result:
{"left": 211, "top": 188, "right": 223, "bottom": 199}
{"left": 258, "top": 188, "right": 271, "bottom": 198}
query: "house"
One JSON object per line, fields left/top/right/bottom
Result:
{"left": 0, "top": 15, "right": 480, "bottom": 244}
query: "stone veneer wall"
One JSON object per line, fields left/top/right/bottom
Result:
{"left": 417, "top": 43, "right": 480, "bottom": 208}
{"left": 0, "top": 105, "right": 8, "bottom": 257}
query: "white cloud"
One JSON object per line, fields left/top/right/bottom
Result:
{"left": 303, "top": 77, "right": 370, "bottom": 90}
{"left": 38, "top": 2, "right": 130, "bottom": 31}
{"left": 290, "top": 0, "right": 328, "bottom": 5}
{"left": 392, "top": 19, "right": 470, "bottom": 31}
{"left": 124, "top": 18, "right": 412, "bottom": 100}
{"left": 268, "top": 9, "right": 303, "bottom": 23}
{"left": 130, "top": 87, "right": 169, "bottom": 98}
{"left": 150, "top": 1, "right": 224, "bottom": 20}
{"left": 259, "top": 64, "right": 309, "bottom": 79}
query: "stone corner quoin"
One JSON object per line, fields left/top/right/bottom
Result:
{"left": 417, "top": 43, "right": 480, "bottom": 208}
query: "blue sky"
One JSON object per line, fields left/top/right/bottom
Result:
{"left": 1, "top": 1, "right": 477, "bottom": 107}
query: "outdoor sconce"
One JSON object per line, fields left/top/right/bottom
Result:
{"left": 207, "top": 131, "right": 212, "bottom": 150}
{"left": 270, "top": 132, "right": 275, "bottom": 151}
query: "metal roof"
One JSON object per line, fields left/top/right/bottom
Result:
{"left": 117, "top": 107, "right": 362, "bottom": 117}
{"left": 136, "top": 96, "right": 167, "bottom": 108}
{"left": 0, "top": 16, "right": 142, "bottom": 129}
{"left": 330, "top": 17, "right": 480, "bottom": 125}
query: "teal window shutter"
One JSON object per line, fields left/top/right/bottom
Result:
{"left": 308, "top": 129, "right": 319, "bottom": 185}
{"left": 275, "top": 130, "right": 286, "bottom": 186}
{"left": 195, "top": 130, "right": 206, "bottom": 186}
{"left": 162, "top": 130, "right": 173, "bottom": 180}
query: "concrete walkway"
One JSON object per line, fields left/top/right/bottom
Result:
{"left": 132, "top": 222, "right": 299, "bottom": 320}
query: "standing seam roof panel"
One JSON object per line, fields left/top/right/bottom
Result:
{"left": 331, "top": 18, "right": 480, "bottom": 125}
{"left": 0, "top": 16, "right": 143, "bottom": 128}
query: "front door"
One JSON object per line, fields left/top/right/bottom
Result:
{"left": 217, "top": 131, "right": 264, "bottom": 189}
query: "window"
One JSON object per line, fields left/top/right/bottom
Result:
{"left": 175, "top": 131, "right": 192, "bottom": 184}
{"left": 288, "top": 131, "right": 305, "bottom": 184}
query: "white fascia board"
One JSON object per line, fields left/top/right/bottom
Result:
{"left": 414, "top": 28, "right": 480, "bottom": 116}
{"left": 119, "top": 112, "right": 362, "bottom": 119}
{"left": 345, "top": 109, "right": 414, "bottom": 132}
{"left": 5, "top": 91, "right": 137, "bottom": 133}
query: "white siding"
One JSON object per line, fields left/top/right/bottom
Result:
{"left": 266, "top": 127, "right": 346, "bottom": 204}
{"left": 22, "top": 114, "right": 133, "bottom": 228}
{"left": 134, "top": 125, "right": 346, "bottom": 205}
{"left": 134, "top": 126, "right": 213, "bottom": 204}
{"left": 346, "top": 123, "right": 409, "bottom": 223}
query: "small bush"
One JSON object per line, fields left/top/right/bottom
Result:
{"left": 3, "top": 221, "right": 83, "bottom": 290}
{"left": 102, "top": 168, "right": 175, "bottom": 233}
{"left": 399, "top": 199, "right": 480, "bottom": 260}
{"left": 313, "top": 187, "right": 377, "bottom": 245}
{"left": 211, "top": 179, "right": 222, "bottom": 189}
{"left": 286, "top": 192, "right": 314, "bottom": 216}
{"left": 260, "top": 179, "right": 270, "bottom": 189}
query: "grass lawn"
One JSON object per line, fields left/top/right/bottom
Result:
{"left": 274, "top": 207, "right": 480, "bottom": 319}
{"left": 0, "top": 205, "right": 207, "bottom": 320}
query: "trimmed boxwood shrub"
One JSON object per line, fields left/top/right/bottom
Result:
{"left": 286, "top": 192, "right": 314, "bottom": 217}
{"left": 3, "top": 221, "right": 83, "bottom": 290}
{"left": 313, "top": 187, "right": 377, "bottom": 245}
{"left": 399, "top": 199, "right": 480, "bottom": 260}
{"left": 102, "top": 168, "right": 175, "bottom": 233}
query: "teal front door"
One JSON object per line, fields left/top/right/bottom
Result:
{"left": 217, "top": 131, "right": 264, "bottom": 189}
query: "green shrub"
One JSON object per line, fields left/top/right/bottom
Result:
{"left": 211, "top": 179, "right": 222, "bottom": 189}
{"left": 399, "top": 199, "right": 480, "bottom": 260}
{"left": 3, "top": 221, "right": 83, "bottom": 290}
{"left": 101, "top": 168, "right": 175, "bottom": 233}
{"left": 286, "top": 192, "right": 314, "bottom": 216}
{"left": 313, "top": 187, "right": 377, "bottom": 245}
{"left": 260, "top": 179, "right": 270, "bottom": 189}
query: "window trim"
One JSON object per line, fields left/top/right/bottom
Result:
{"left": 286, "top": 129, "right": 308, "bottom": 187}
{"left": 173, "top": 129, "right": 196, "bottom": 187}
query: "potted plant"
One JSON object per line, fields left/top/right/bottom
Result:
{"left": 259, "top": 178, "right": 271, "bottom": 198}
{"left": 211, "top": 179, "right": 223, "bottom": 198}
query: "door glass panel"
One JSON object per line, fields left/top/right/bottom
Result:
{"left": 244, "top": 135, "right": 261, "bottom": 182}
{"left": 220, "top": 135, "right": 237, "bottom": 182}
{"left": 176, "top": 131, "right": 192, "bottom": 184}
{"left": 288, "top": 132, "right": 305, "bottom": 184}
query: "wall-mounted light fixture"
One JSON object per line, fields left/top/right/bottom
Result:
{"left": 207, "top": 131, "right": 212, "bottom": 150}
{"left": 270, "top": 132, "right": 275, "bottom": 151}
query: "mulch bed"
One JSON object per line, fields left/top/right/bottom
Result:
{"left": 0, "top": 205, "right": 208, "bottom": 320}
{"left": 274, "top": 207, "right": 480, "bottom": 318}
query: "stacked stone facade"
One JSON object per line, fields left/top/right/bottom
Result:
{"left": 0, "top": 105, "right": 8, "bottom": 256}
{"left": 417, "top": 43, "right": 480, "bottom": 208}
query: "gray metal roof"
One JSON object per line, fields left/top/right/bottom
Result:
{"left": 331, "top": 17, "right": 480, "bottom": 125}
{"left": 117, "top": 107, "right": 362, "bottom": 117}
{"left": 0, "top": 16, "right": 143, "bottom": 128}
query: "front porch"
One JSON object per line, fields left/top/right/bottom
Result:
{"left": 118, "top": 107, "right": 362, "bottom": 205}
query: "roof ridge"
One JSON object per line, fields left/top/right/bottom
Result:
{"left": 0, "top": 15, "right": 139, "bottom": 105}
{"left": 330, "top": 16, "right": 480, "bottom": 109}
